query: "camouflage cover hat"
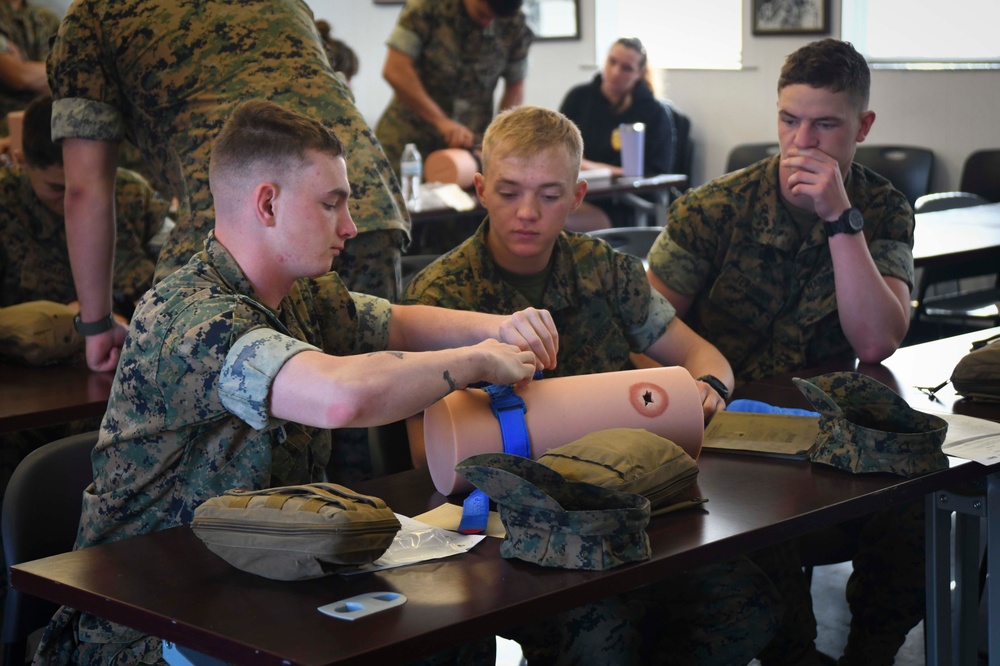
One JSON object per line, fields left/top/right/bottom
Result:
{"left": 793, "top": 371, "right": 948, "bottom": 477}
{"left": 455, "top": 453, "right": 651, "bottom": 570}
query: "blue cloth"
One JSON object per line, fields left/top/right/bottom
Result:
{"left": 727, "top": 399, "right": 818, "bottom": 418}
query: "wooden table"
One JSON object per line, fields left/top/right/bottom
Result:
{"left": 10, "top": 329, "right": 1000, "bottom": 666}
{"left": 0, "top": 362, "right": 113, "bottom": 434}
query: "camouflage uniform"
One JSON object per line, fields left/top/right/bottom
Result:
{"left": 0, "top": 165, "right": 165, "bottom": 309}
{"left": 402, "top": 220, "right": 674, "bottom": 372}
{"left": 648, "top": 155, "right": 922, "bottom": 666}
{"left": 374, "top": 0, "right": 533, "bottom": 169}
{"left": 403, "top": 220, "right": 782, "bottom": 665}
{"left": 45, "top": 0, "right": 409, "bottom": 294}
{"left": 47, "top": 0, "right": 410, "bottom": 484}
{"left": 0, "top": 0, "right": 58, "bottom": 134}
{"left": 648, "top": 154, "right": 914, "bottom": 386}
{"left": 33, "top": 233, "right": 396, "bottom": 665}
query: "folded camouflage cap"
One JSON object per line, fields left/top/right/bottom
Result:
{"left": 455, "top": 453, "right": 651, "bottom": 570}
{"left": 793, "top": 371, "right": 948, "bottom": 477}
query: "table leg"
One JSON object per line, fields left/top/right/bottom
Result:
{"left": 926, "top": 491, "right": 953, "bottom": 666}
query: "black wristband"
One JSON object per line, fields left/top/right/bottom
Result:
{"left": 698, "top": 374, "right": 730, "bottom": 402}
{"left": 73, "top": 313, "right": 116, "bottom": 336}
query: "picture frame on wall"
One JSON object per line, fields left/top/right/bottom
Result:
{"left": 752, "top": 0, "right": 830, "bottom": 36}
{"left": 523, "top": 0, "right": 580, "bottom": 41}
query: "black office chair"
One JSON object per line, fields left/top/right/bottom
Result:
{"left": 853, "top": 145, "right": 934, "bottom": 207}
{"left": 1, "top": 431, "right": 96, "bottom": 666}
{"left": 910, "top": 193, "right": 999, "bottom": 341}
{"left": 586, "top": 226, "right": 664, "bottom": 265}
{"left": 725, "top": 143, "right": 779, "bottom": 174}
{"left": 960, "top": 149, "right": 1000, "bottom": 203}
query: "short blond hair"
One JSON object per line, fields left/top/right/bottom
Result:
{"left": 481, "top": 105, "right": 583, "bottom": 176}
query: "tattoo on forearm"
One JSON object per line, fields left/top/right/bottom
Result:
{"left": 443, "top": 370, "right": 458, "bottom": 392}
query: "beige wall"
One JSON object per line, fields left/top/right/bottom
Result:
{"left": 316, "top": 0, "right": 1000, "bottom": 190}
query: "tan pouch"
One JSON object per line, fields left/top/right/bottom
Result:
{"left": 0, "top": 301, "right": 82, "bottom": 365}
{"left": 951, "top": 333, "right": 1000, "bottom": 403}
{"left": 191, "top": 483, "right": 401, "bottom": 581}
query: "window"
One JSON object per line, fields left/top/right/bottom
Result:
{"left": 842, "top": 0, "right": 1000, "bottom": 68}
{"left": 595, "top": 0, "right": 742, "bottom": 70}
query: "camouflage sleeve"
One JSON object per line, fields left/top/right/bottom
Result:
{"left": 345, "top": 292, "right": 393, "bottom": 352}
{"left": 385, "top": 0, "right": 429, "bottom": 58}
{"left": 611, "top": 250, "right": 675, "bottom": 352}
{"left": 869, "top": 189, "right": 915, "bottom": 289}
{"left": 502, "top": 19, "right": 533, "bottom": 82}
{"left": 47, "top": 2, "right": 126, "bottom": 142}
{"left": 647, "top": 202, "right": 716, "bottom": 298}
{"left": 219, "top": 328, "right": 320, "bottom": 430}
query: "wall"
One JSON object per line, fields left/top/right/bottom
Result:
{"left": 296, "top": 0, "right": 1000, "bottom": 190}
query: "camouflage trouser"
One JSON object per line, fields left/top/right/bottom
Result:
{"left": 32, "top": 606, "right": 494, "bottom": 666}
{"left": 503, "top": 556, "right": 782, "bottom": 665}
{"left": 753, "top": 499, "right": 925, "bottom": 666}
{"left": 324, "top": 228, "right": 408, "bottom": 484}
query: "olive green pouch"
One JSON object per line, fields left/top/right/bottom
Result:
{"left": 191, "top": 483, "right": 401, "bottom": 581}
{"left": 951, "top": 334, "right": 1000, "bottom": 402}
{"left": 537, "top": 428, "right": 705, "bottom": 515}
{"left": 0, "top": 301, "right": 82, "bottom": 365}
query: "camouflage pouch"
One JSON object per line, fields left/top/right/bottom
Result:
{"left": 951, "top": 333, "right": 1000, "bottom": 402}
{"left": 455, "top": 453, "right": 651, "bottom": 571}
{"left": 793, "top": 371, "right": 949, "bottom": 477}
{"left": 191, "top": 483, "right": 401, "bottom": 581}
{"left": 537, "top": 428, "right": 705, "bottom": 515}
{"left": 0, "top": 301, "right": 82, "bottom": 366}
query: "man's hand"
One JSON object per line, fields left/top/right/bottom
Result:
{"left": 435, "top": 118, "right": 475, "bottom": 149}
{"left": 696, "top": 380, "right": 727, "bottom": 421}
{"left": 474, "top": 338, "right": 540, "bottom": 388}
{"left": 497, "top": 307, "right": 558, "bottom": 372}
{"left": 84, "top": 324, "right": 127, "bottom": 372}
{"left": 781, "top": 146, "right": 851, "bottom": 220}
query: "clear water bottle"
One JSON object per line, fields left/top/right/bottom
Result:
{"left": 400, "top": 143, "right": 422, "bottom": 210}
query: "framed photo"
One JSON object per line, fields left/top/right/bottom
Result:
{"left": 752, "top": 0, "right": 830, "bottom": 36}
{"left": 523, "top": 0, "right": 580, "bottom": 41}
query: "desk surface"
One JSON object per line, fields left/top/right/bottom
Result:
{"left": 12, "top": 328, "right": 1000, "bottom": 666}
{"left": 913, "top": 201, "right": 1000, "bottom": 269}
{"left": 0, "top": 362, "right": 113, "bottom": 434}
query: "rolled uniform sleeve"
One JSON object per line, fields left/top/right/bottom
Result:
{"left": 610, "top": 250, "right": 675, "bottom": 352}
{"left": 219, "top": 328, "right": 320, "bottom": 430}
{"left": 629, "top": 288, "right": 676, "bottom": 352}
{"left": 502, "top": 23, "right": 532, "bottom": 82}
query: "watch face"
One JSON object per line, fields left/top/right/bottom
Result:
{"left": 848, "top": 208, "right": 864, "bottom": 231}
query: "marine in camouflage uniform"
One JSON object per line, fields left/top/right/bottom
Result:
{"left": 32, "top": 233, "right": 396, "bottom": 665}
{"left": 0, "top": 0, "right": 58, "bottom": 134}
{"left": 374, "top": 0, "right": 533, "bottom": 169}
{"left": 403, "top": 220, "right": 782, "bottom": 665}
{"left": 45, "top": 0, "right": 408, "bottom": 296}
{"left": 46, "top": 0, "right": 410, "bottom": 482}
{"left": 648, "top": 155, "right": 923, "bottom": 665}
{"left": 0, "top": 166, "right": 165, "bottom": 309}
{"left": 648, "top": 154, "right": 914, "bottom": 387}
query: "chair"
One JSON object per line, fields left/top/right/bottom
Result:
{"left": 910, "top": 194, "right": 999, "bottom": 339}
{"left": 960, "top": 149, "right": 1000, "bottom": 203}
{"left": 853, "top": 145, "right": 934, "bottom": 206}
{"left": 586, "top": 226, "right": 664, "bottom": 266}
{"left": 725, "top": 143, "right": 779, "bottom": 174}
{"left": 1, "top": 431, "right": 96, "bottom": 666}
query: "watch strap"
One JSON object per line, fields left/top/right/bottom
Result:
{"left": 73, "top": 313, "right": 116, "bottom": 336}
{"left": 698, "top": 374, "right": 730, "bottom": 402}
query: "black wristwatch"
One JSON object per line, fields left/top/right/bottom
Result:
{"left": 825, "top": 207, "right": 864, "bottom": 236}
{"left": 73, "top": 313, "right": 116, "bottom": 336}
{"left": 698, "top": 374, "right": 730, "bottom": 402}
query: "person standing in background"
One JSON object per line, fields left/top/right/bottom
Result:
{"left": 375, "top": 0, "right": 532, "bottom": 170}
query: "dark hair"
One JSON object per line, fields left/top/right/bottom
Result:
{"left": 315, "top": 20, "right": 358, "bottom": 82}
{"left": 778, "top": 38, "right": 871, "bottom": 111}
{"left": 210, "top": 99, "right": 345, "bottom": 186}
{"left": 21, "top": 94, "right": 61, "bottom": 169}
{"left": 486, "top": 0, "right": 523, "bottom": 18}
